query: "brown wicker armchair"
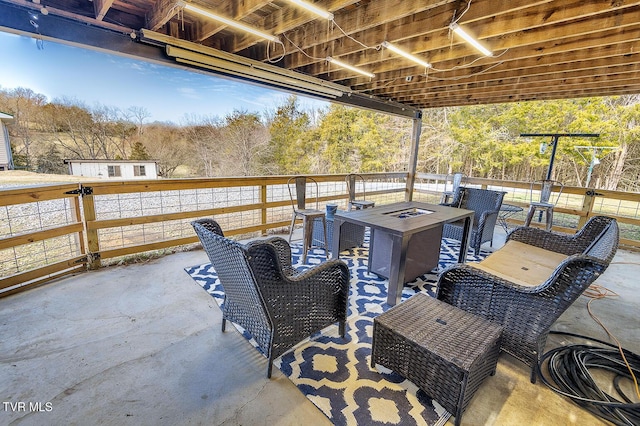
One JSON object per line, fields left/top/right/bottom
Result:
{"left": 191, "top": 218, "right": 350, "bottom": 378}
{"left": 436, "top": 216, "right": 619, "bottom": 383}
{"left": 441, "top": 186, "right": 506, "bottom": 253}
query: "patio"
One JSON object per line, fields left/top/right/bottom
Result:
{"left": 1, "top": 1, "right": 639, "bottom": 422}
{"left": 2, "top": 226, "right": 638, "bottom": 425}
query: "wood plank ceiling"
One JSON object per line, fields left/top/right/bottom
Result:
{"left": 2, "top": 0, "right": 640, "bottom": 110}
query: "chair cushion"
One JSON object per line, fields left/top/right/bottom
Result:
{"left": 469, "top": 240, "right": 568, "bottom": 287}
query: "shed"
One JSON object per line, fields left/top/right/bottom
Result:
{"left": 65, "top": 159, "right": 159, "bottom": 179}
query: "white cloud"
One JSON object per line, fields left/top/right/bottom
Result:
{"left": 176, "top": 87, "right": 202, "bottom": 100}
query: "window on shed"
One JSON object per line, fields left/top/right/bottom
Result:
{"left": 134, "top": 165, "right": 146, "bottom": 176}
{"left": 108, "top": 165, "right": 121, "bottom": 177}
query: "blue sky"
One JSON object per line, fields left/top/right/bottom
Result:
{"left": 0, "top": 32, "right": 328, "bottom": 123}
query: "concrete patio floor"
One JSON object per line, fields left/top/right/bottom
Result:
{"left": 1, "top": 227, "right": 638, "bottom": 426}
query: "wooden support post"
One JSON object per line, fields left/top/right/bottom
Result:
{"left": 405, "top": 111, "right": 423, "bottom": 202}
{"left": 261, "top": 184, "right": 268, "bottom": 236}
{"left": 81, "top": 188, "right": 101, "bottom": 269}
{"left": 579, "top": 189, "right": 598, "bottom": 229}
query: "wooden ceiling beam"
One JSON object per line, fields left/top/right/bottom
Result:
{"left": 194, "top": 0, "right": 273, "bottom": 42}
{"left": 229, "top": 0, "right": 367, "bottom": 52}
{"left": 248, "top": 0, "right": 458, "bottom": 59}
{"left": 348, "top": 29, "right": 640, "bottom": 92}
{"left": 301, "top": 5, "right": 640, "bottom": 79}
{"left": 392, "top": 72, "right": 640, "bottom": 102}
{"left": 337, "top": 27, "right": 640, "bottom": 88}
{"left": 198, "top": 0, "right": 363, "bottom": 54}
{"left": 408, "top": 87, "right": 640, "bottom": 107}
{"left": 268, "top": 0, "right": 546, "bottom": 69}
{"left": 404, "top": 85, "right": 640, "bottom": 108}
{"left": 147, "top": 0, "right": 182, "bottom": 31}
{"left": 93, "top": 0, "right": 114, "bottom": 21}
{"left": 1, "top": 0, "right": 133, "bottom": 32}
{"left": 368, "top": 60, "right": 640, "bottom": 99}
{"left": 283, "top": 0, "right": 637, "bottom": 71}
{"left": 359, "top": 49, "right": 640, "bottom": 93}
{"left": 410, "top": 78, "right": 640, "bottom": 98}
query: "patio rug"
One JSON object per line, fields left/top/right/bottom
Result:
{"left": 185, "top": 236, "right": 486, "bottom": 426}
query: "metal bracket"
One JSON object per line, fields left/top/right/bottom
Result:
{"left": 65, "top": 186, "right": 93, "bottom": 196}
{"left": 585, "top": 190, "right": 603, "bottom": 197}
{"left": 73, "top": 256, "right": 89, "bottom": 265}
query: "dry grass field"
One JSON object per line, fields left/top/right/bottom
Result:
{"left": 0, "top": 170, "right": 91, "bottom": 188}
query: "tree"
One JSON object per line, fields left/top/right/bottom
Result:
{"left": 35, "top": 144, "right": 67, "bottom": 174}
{"left": 1, "top": 83, "right": 639, "bottom": 190}
{"left": 418, "top": 107, "right": 458, "bottom": 174}
{"left": 264, "top": 95, "right": 312, "bottom": 174}
{"left": 441, "top": 98, "right": 640, "bottom": 189}
{"left": 40, "top": 100, "right": 102, "bottom": 159}
{"left": 181, "top": 114, "right": 224, "bottom": 177}
{"left": 220, "top": 110, "right": 269, "bottom": 176}
{"left": 129, "top": 141, "right": 150, "bottom": 160}
{"left": 39, "top": 99, "right": 136, "bottom": 160}
{"left": 140, "top": 124, "right": 188, "bottom": 177}
{"left": 312, "top": 105, "right": 407, "bottom": 173}
{"left": 127, "top": 106, "right": 151, "bottom": 136}
{"left": 1, "top": 87, "right": 47, "bottom": 169}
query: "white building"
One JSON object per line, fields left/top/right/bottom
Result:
{"left": 0, "top": 112, "right": 14, "bottom": 171}
{"left": 65, "top": 159, "right": 159, "bottom": 179}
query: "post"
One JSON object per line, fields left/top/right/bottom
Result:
{"left": 261, "top": 184, "right": 267, "bottom": 236}
{"left": 81, "top": 188, "right": 101, "bottom": 269}
{"left": 405, "top": 111, "right": 423, "bottom": 202}
{"left": 519, "top": 133, "right": 600, "bottom": 180}
{"left": 546, "top": 135, "right": 560, "bottom": 180}
{"left": 578, "top": 190, "right": 597, "bottom": 229}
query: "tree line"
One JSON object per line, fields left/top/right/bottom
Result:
{"left": 1, "top": 86, "right": 638, "bottom": 191}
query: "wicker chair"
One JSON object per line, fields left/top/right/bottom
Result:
{"left": 191, "top": 218, "right": 350, "bottom": 378}
{"left": 436, "top": 216, "right": 619, "bottom": 383}
{"left": 442, "top": 186, "right": 506, "bottom": 254}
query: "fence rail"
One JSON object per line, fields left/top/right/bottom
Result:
{"left": 1, "top": 172, "right": 638, "bottom": 297}
{"left": 0, "top": 183, "right": 87, "bottom": 296}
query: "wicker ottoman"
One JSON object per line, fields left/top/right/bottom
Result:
{"left": 371, "top": 293, "right": 503, "bottom": 426}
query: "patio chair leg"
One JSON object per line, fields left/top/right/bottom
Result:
{"left": 546, "top": 209, "right": 553, "bottom": 231}
{"left": 524, "top": 206, "right": 536, "bottom": 227}
{"left": 288, "top": 214, "right": 297, "bottom": 243}
{"left": 221, "top": 318, "right": 226, "bottom": 332}
{"left": 338, "top": 320, "right": 346, "bottom": 337}
{"left": 319, "top": 216, "right": 328, "bottom": 259}
{"left": 302, "top": 216, "right": 312, "bottom": 263}
{"left": 267, "top": 357, "right": 274, "bottom": 378}
{"left": 530, "top": 366, "right": 537, "bottom": 384}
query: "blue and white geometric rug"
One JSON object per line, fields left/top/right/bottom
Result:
{"left": 185, "top": 235, "right": 486, "bottom": 426}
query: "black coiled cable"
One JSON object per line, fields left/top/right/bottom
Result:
{"left": 537, "top": 331, "right": 640, "bottom": 426}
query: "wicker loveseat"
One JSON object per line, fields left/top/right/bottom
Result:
{"left": 436, "top": 215, "right": 619, "bottom": 382}
{"left": 192, "top": 218, "right": 350, "bottom": 378}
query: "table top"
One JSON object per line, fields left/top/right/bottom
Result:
{"left": 334, "top": 201, "right": 474, "bottom": 236}
{"left": 500, "top": 203, "right": 524, "bottom": 213}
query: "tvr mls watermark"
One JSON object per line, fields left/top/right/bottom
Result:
{"left": 2, "top": 401, "right": 53, "bottom": 412}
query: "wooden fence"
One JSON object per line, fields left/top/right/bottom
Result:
{"left": 1, "top": 172, "right": 638, "bottom": 297}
